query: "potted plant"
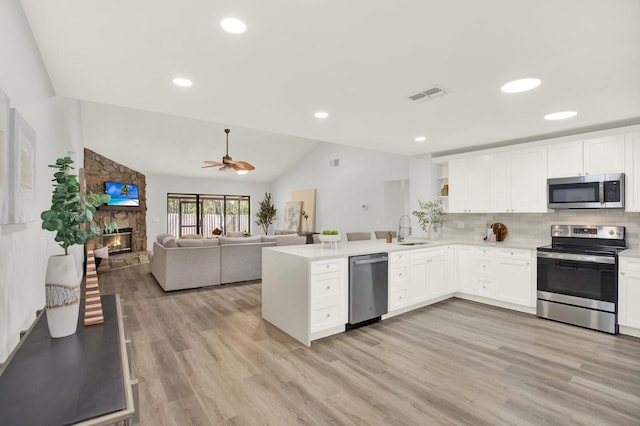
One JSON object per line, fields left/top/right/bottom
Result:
{"left": 41, "top": 156, "right": 110, "bottom": 338}
{"left": 412, "top": 199, "right": 445, "bottom": 240}
{"left": 301, "top": 210, "right": 309, "bottom": 232}
{"left": 318, "top": 229, "right": 341, "bottom": 247}
{"left": 255, "top": 192, "right": 277, "bottom": 235}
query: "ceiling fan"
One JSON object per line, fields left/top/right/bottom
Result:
{"left": 202, "top": 128, "right": 255, "bottom": 174}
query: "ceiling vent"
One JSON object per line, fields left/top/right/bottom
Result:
{"left": 408, "top": 85, "right": 449, "bottom": 102}
{"left": 329, "top": 158, "right": 340, "bottom": 167}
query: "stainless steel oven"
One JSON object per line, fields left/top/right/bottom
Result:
{"left": 536, "top": 225, "right": 625, "bottom": 334}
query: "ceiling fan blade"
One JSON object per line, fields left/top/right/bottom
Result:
{"left": 203, "top": 160, "right": 224, "bottom": 166}
{"left": 233, "top": 161, "right": 255, "bottom": 171}
{"left": 218, "top": 164, "right": 235, "bottom": 172}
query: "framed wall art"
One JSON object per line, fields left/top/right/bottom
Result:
{"left": 283, "top": 201, "right": 302, "bottom": 232}
{"left": 10, "top": 108, "right": 36, "bottom": 223}
{"left": 0, "top": 89, "right": 9, "bottom": 224}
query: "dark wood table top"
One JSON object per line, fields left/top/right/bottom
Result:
{"left": 0, "top": 295, "right": 126, "bottom": 425}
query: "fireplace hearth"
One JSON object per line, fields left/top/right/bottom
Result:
{"left": 102, "top": 228, "right": 133, "bottom": 254}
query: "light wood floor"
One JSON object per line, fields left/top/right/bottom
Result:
{"left": 100, "top": 264, "right": 640, "bottom": 425}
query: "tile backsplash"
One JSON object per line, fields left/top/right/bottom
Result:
{"left": 441, "top": 210, "right": 640, "bottom": 248}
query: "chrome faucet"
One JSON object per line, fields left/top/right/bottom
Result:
{"left": 398, "top": 215, "right": 412, "bottom": 242}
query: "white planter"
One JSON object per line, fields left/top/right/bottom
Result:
{"left": 428, "top": 225, "right": 442, "bottom": 241}
{"left": 45, "top": 254, "right": 82, "bottom": 338}
{"left": 318, "top": 234, "right": 340, "bottom": 243}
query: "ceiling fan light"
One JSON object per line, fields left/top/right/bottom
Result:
{"left": 220, "top": 18, "right": 247, "bottom": 34}
{"left": 236, "top": 170, "right": 249, "bottom": 175}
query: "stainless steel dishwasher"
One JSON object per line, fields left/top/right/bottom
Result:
{"left": 348, "top": 253, "right": 389, "bottom": 327}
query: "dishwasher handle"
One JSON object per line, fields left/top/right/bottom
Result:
{"left": 352, "top": 256, "right": 388, "bottom": 265}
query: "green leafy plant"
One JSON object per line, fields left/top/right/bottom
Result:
{"left": 255, "top": 192, "right": 277, "bottom": 235}
{"left": 412, "top": 199, "right": 445, "bottom": 232}
{"left": 41, "top": 157, "right": 111, "bottom": 255}
{"left": 321, "top": 230, "right": 339, "bottom": 235}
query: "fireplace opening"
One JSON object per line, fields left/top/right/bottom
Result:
{"left": 102, "top": 228, "right": 133, "bottom": 254}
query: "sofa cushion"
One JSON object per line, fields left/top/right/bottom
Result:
{"left": 156, "top": 233, "right": 172, "bottom": 244}
{"left": 275, "top": 234, "right": 307, "bottom": 246}
{"left": 262, "top": 235, "right": 278, "bottom": 243}
{"left": 160, "top": 235, "right": 178, "bottom": 248}
{"left": 219, "top": 236, "right": 263, "bottom": 245}
{"left": 180, "top": 234, "right": 203, "bottom": 239}
{"left": 275, "top": 230, "right": 298, "bottom": 235}
{"left": 177, "top": 238, "right": 220, "bottom": 247}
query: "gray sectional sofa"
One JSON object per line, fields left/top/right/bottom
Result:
{"left": 150, "top": 233, "right": 306, "bottom": 291}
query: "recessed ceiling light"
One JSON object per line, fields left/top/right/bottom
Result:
{"left": 236, "top": 170, "right": 249, "bottom": 175}
{"left": 414, "top": 136, "right": 427, "bottom": 143}
{"left": 220, "top": 17, "right": 247, "bottom": 34}
{"left": 314, "top": 111, "right": 329, "bottom": 119}
{"left": 500, "top": 78, "right": 541, "bottom": 93}
{"left": 544, "top": 111, "right": 578, "bottom": 120}
{"left": 173, "top": 77, "right": 193, "bottom": 87}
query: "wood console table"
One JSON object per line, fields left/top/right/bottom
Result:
{"left": 0, "top": 294, "right": 137, "bottom": 425}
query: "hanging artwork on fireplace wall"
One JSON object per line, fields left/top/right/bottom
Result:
{"left": 0, "top": 89, "right": 10, "bottom": 224}
{"left": 10, "top": 108, "right": 36, "bottom": 223}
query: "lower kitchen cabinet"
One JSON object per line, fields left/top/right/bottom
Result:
{"left": 619, "top": 257, "right": 640, "bottom": 334}
{"left": 494, "top": 249, "right": 534, "bottom": 307}
{"left": 310, "top": 258, "right": 348, "bottom": 333}
{"left": 389, "top": 251, "right": 410, "bottom": 311}
{"left": 456, "top": 245, "right": 534, "bottom": 309}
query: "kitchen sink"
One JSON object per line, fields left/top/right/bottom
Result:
{"left": 398, "top": 241, "right": 432, "bottom": 246}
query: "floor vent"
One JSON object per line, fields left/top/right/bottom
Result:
{"left": 408, "top": 85, "right": 449, "bottom": 102}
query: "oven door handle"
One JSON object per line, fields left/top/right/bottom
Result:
{"left": 536, "top": 251, "right": 615, "bottom": 264}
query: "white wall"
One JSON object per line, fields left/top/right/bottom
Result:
{"left": 269, "top": 142, "right": 412, "bottom": 235}
{"left": 146, "top": 174, "right": 270, "bottom": 249}
{"left": 0, "top": 0, "right": 85, "bottom": 362}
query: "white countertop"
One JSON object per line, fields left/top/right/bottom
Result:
{"left": 619, "top": 249, "right": 640, "bottom": 258}
{"left": 265, "top": 238, "right": 546, "bottom": 260}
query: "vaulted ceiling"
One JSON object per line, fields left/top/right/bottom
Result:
{"left": 20, "top": 0, "right": 640, "bottom": 180}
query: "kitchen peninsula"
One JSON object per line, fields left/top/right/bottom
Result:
{"left": 262, "top": 240, "right": 538, "bottom": 345}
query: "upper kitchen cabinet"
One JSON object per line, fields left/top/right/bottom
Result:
{"left": 448, "top": 155, "right": 491, "bottom": 213}
{"left": 624, "top": 133, "right": 640, "bottom": 212}
{"left": 547, "top": 135, "right": 625, "bottom": 178}
{"left": 490, "top": 146, "right": 547, "bottom": 213}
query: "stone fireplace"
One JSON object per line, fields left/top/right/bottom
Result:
{"left": 84, "top": 148, "right": 148, "bottom": 270}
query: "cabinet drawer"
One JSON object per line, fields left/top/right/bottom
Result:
{"left": 389, "top": 251, "right": 409, "bottom": 263}
{"left": 477, "top": 258, "right": 492, "bottom": 274}
{"left": 311, "top": 272, "right": 342, "bottom": 301}
{"left": 477, "top": 278, "right": 494, "bottom": 296}
{"left": 495, "top": 249, "right": 531, "bottom": 260}
{"left": 389, "top": 289, "right": 408, "bottom": 311}
{"left": 310, "top": 304, "right": 342, "bottom": 332}
{"left": 390, "top": 264, "right": 409, "bottom": 286}
{"left": 311, "top": 258, "right": 345, "bottom": 274}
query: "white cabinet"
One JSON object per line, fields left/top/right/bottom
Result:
{"left": 309, "top": 258, "right": 347, "bottom": 333}
{"left": 408, "top": 250, "right": 430, "bottom": 304}
{"left": 448, "top": 156, "right": 491, "bottom": 213}
{"left": 494, "top": 249, "right": 533, "bottom": 307}
{"left": 624, "top": 133, "right": 640, "bottom": 212}
{"left": 388, "top": 251, "right": 410, "bottom": 311}
{"left": 489, "top": 147, "right": 547, "bottom": 213}
{"left": 547, "top": 135, "right": 625, "bottom": 178}
{"left": 618, "top": 257, "right": 640, "bottom": 331}
{"left": 456, "top": 245, "right": 534, "bottom": 308}
{"left": 426, "top": 245, "right": 455, "bottom": 299}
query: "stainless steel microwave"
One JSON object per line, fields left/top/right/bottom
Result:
{"left": 547, "top": 173, "right": 624, "bottom": 209}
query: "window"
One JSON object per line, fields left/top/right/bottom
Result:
{"left": 167, "top": 193, "right": 250, "bottom": 237}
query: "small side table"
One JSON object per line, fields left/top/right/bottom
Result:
{"left": 299, "top": 232, "right": 319, "bottom": 244}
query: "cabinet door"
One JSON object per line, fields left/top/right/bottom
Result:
{"left": 510, "top": 146, "right": 548, "bottom": 212}
{"left": 494, "top": 252, "right": 533, "bottom": 307}
{"left": 425, "top": 249, "right": 448, "bottom": 299}
{"left": 625, "top": 133, "right": 640, "bottom": 212}
{"left": 488, "top": 152, "right": 510, "bottom": 213}
{"left": 448, "top": 158, "right": 468, "bottom": 213}
{"left": 619, "top": 261, "right": 640, "bottom": 329}
{"left": 456, "top": 246, "right": 475, "bottom": 293}
{"left": 466, "top": 156, "right": 491, "bottom": 213}
{"left": 547, "top": 140, "right": 584, "bottom": 178}
{"left": 408, "top": 250, "right": 429, "bottom": 303}
{"left": 583, "top": 135, "right": 625, "bottom": 175}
